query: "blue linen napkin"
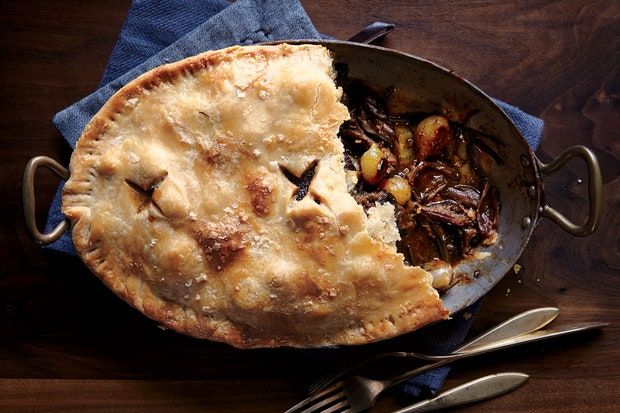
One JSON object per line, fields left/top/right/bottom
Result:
{"left": 43, "top": 0, "right": 544, "bottom": 402}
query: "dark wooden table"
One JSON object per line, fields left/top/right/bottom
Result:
{"left": 1, "top": 1, "right": 618, "bottom": 411}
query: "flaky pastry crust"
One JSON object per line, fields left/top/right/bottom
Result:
{"left": 62, "top": 44, "right": 448, "bottom": 348}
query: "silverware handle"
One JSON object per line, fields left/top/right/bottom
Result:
{"left": 537, "top": 145, "right": 603, "bottom": 236}
{"left": 455, "top": 307, "right": 559, "bottom": 353}
{"left": 23, "top": 156, "right": 70, "bottom": 245}
{"left": 393, "top": 372, "right": 529, "bottom": 413}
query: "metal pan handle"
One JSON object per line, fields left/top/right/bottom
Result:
{"left": 23, "top": 156, "right": 70, "bottom": 245}
{"left": 347, "top": 21, "right": 395, "bottom": 44}
{"left": 537, "top": 145, "right": 603, "bottom": 236}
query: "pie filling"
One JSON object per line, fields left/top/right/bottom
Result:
{"left": 336, "top": 76, "right": 501, "bottom": 291}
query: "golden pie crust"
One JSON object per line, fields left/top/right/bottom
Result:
{"left": 62, "top": 44, "right": 448, "bottom": 348}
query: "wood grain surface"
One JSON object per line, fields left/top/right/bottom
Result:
{"left": 1, "top": 0, "right": 618, "bottom": 412}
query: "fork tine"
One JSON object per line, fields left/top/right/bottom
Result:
{"left": 315, "top": 399, "right": 351, "bottom": 413}
{"left": 308, "top": 352, "right": 404, "bottom": 394}
{"left": 308, "top": 368, "right": 346, "bottom": 394}
{"left": 296, "top": 390, "right": 346, "bottom": 413}
{"left": 284, "top": 382, "right": 344, "bottom": 413}
{"left": 308, "top": 374, "right": 342, "bottom": 395}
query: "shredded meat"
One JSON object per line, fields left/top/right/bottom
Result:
{"left": 352, "top": 190, "right": 389, "bottom": 210}
{"left": 477, "top": 181, "right": 500, "bottom": 237}
{"left": 443, "top": 185, "right": 480, "bottom": 209}
{"left": 421, "top": 200, "right": 473, "bottom": 227}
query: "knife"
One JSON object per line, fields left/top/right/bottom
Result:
{"left": 456, "top": 321, "right": 609, "bottom": 355}
{"left": 392, "top": 372, "right": 529, "bottom": 413}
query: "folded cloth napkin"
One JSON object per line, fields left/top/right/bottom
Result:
{"left": 44, "top": 0, "right": 544, "bottom": 402}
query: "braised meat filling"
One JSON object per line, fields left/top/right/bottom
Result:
{"left": 338, "top": 79, "right": 501, "bottom": 290}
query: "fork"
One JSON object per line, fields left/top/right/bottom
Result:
{"left": 307, "top": 307, "right": 559, "bottom": 394}
{"left": 286, "top": 354, "right": 483, "bottom": 413}
{"left": 284, "top": 320, "right": 607, "bottom": 413}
